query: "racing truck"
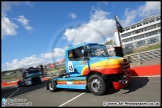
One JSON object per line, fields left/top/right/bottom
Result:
{"left": 17, "top": 66, "right": 44, "bottom": 87}
{"left": 46, "top": 15, "right": 131, "bottom": 95}
{"left": 46, "top": 42, "right": 131, "bottom": 95}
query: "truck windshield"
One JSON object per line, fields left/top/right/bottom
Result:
{"left": 26, "top": 71, "right": 41, "bottom": 74}
{"left": 25, "top": 71, "right": 42, "bottom": 77}
{"left": 87, "top": 44, "right": 109, "bottom": 57}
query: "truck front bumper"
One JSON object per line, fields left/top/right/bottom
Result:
{"left": 113, "top": 72, "right": 132, "bottom": 91}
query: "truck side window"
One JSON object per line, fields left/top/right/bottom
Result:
{"left": 74, "top": 47, "right": 84, "bottom": 60}
{"left": 73, "top": 46, "right": 84, "bottom": 60}
{"left": 68, "top": 50, "right": 74, "bottom": 61}
{"left": 68, "top": 46, "right": 86, "bottom": 61}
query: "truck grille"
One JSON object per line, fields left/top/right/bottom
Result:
{"left": 122, "top": 62, "right": 130, "bottom": 74}
{"left": 31, "top": 76, "right": 41, "bottom": 83}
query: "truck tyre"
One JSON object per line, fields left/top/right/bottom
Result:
{"left": 48, "top": 79, "right": 57, "bottom": 92}
{"left": 24, "top": 82, "right": 27, "bottom": 87}
{"left": 22, "top": 80, "right": 27, "bottom": 87}
{"left": 18, "top": 81, "right": 26, "bottom": 87}
{"left": 18, "top": 81, "right": 23, "bottom": 87}
{"left": 88, "top": 74, "right": 106, "bottom": 95}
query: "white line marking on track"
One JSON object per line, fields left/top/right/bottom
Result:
{"left": 59, "top": 92, "right": 86, "bottom": 107}
{"left": 132, "top": 75, "right": 161, "bottom": 77}
{"left": 7, "top": 88, "right": 20, "bottom": 99}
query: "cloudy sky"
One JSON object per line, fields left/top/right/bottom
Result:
{"left": 2, "top": 1, "right": 160, "bottom": 71}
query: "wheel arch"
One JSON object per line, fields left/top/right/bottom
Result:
{"left": 86, "top": 71, "right": 104, "bottom": 81}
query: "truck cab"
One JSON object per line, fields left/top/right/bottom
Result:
{"left": 18, "top": 67, "right": 43, "bottom": 87}
{"left": 47, "top": 42, "right": 131, "bottom": 95}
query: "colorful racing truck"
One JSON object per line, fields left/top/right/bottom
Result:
{"left": 47, "top": 42, "right": 131, "bottom": 95}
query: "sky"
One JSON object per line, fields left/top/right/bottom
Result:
{"left": 1, "top": 1, "right": 161, "bottom": 71}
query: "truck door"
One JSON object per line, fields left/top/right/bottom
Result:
{"left": 67, "top": 46, "right": 89, "bottom": 76}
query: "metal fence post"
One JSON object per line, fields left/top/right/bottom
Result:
{"left": 138, "top": 54, "right": 142, "bottom": 63}
{"left": 152, "top": 51, "right": 155, "bottom": 59}
{"left": 127, "top": 56, "right": 131, "bottom": 63}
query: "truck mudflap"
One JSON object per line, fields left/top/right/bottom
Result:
{"left": 112, "top": 73, "right": 131, "bottom": 91}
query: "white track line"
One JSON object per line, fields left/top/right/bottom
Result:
{"left": 59, "top": 92, "right": 86, "bottom": 107}
{"left": 132, "top": 75, "right": 161, "bottom": 77}
{"left": 7, "top": 88, "right": 20, "bottom": 99}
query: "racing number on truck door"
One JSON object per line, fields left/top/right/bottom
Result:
{"left": 68, "top": 62, "right": 74, "bottom": 72}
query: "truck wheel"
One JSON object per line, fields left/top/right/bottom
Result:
{"left": 18, "top": 81, "right": 23, "bottom": 87}
{"left": 18, "top": 81, "right": 26, "bottom": 87}
{"left": 21, "top": 80, "right": 27, "bottom": 87}
{"left": 48, "top": 80, "right": 57, "bottom": 92}
{"left": 23, "top": 81, "right": 27, "bottom": 87}
{"left": 88, "top": 74, "right": 106, "bottom": 95}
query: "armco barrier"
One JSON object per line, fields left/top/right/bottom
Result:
{"left": 2, "top": 82, "right": 7, "bottom": 86}
{"left": 1, "top": 81, "right": 17, "bottom": 87}
{"left": 1, "top": 64, "right": 160, "bottom": 87}
{"left": 1, "top": 77, "right": 50, "bottom": 87}
{"left": 7, "top": 81, "right": 18, "bottom": 86}
{"left": 42, "top": 77, "right": 51, "bottom": 81}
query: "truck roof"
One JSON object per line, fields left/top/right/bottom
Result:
{"left": 65, "top": 42, "right": 105, "bottom": 51}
